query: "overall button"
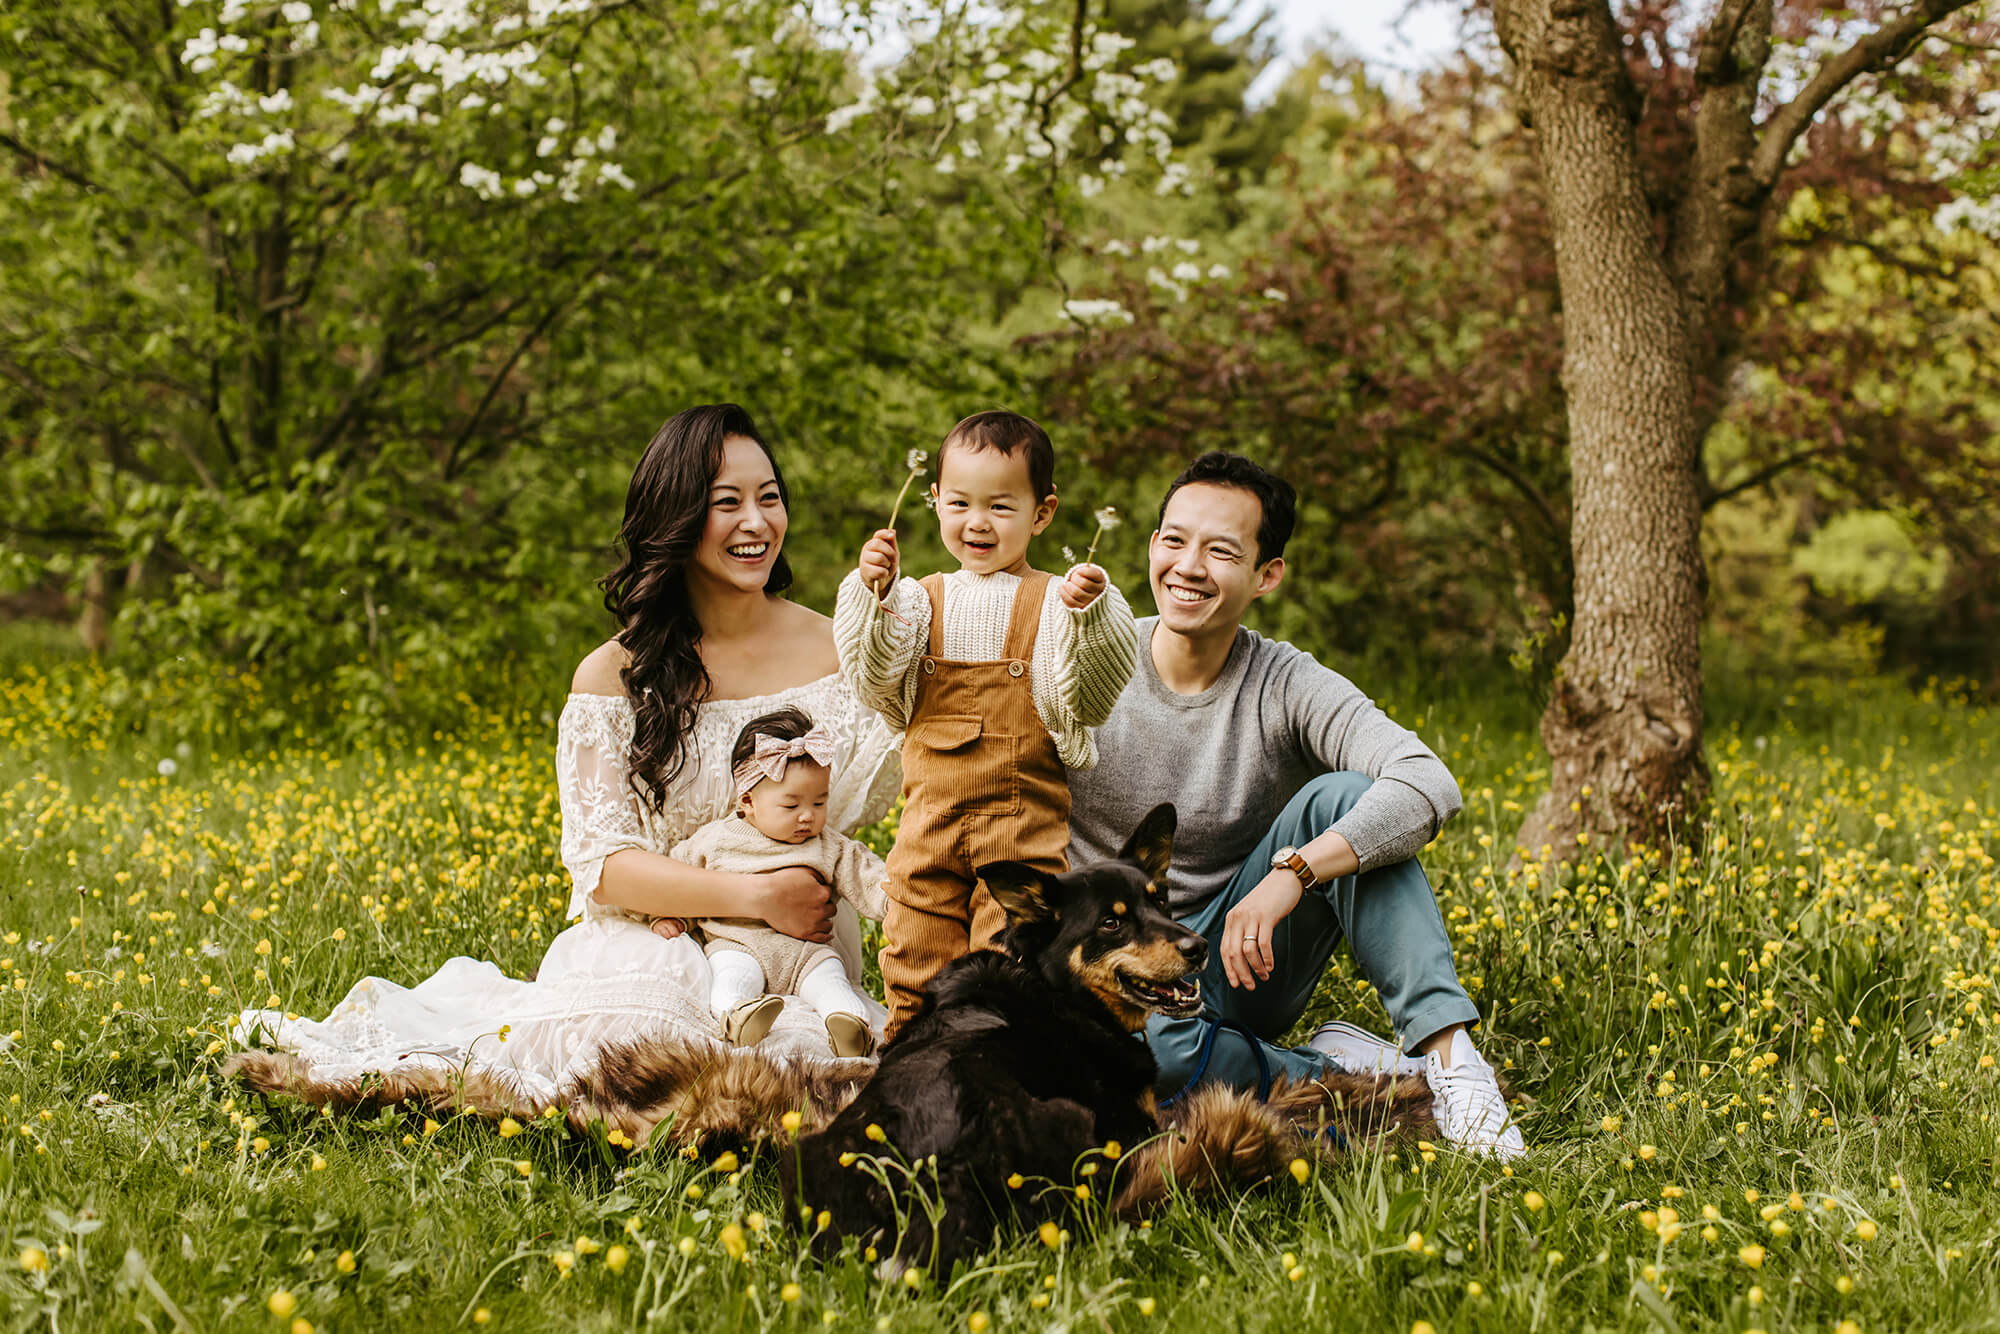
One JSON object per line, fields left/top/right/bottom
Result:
{"left": 922, "top": 659, "right": 936, "bottom": 675}
{"left": 1007, "top": 661, "right": 1024, "bottom": 677}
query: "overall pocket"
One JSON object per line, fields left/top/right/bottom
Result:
{"left": 912, "top": 715, "right": 1019, "bottom": 817}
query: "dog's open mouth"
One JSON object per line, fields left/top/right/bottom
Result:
{"left": 1118, "top": 970, "right": 1202, "bottom": 1017}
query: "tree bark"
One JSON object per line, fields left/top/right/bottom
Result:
{"left": 1495, "top": 0, "right": 1710, "bottom": 856}
{"left": 78, "top": 558, "right": 111, "bottom": 656}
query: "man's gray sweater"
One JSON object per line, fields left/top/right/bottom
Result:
{"left": 1066, "top": 619, "right": 1463, "bottom": 914}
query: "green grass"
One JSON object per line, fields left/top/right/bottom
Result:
{"left": 2, "top": 658, "right": 1997, "bottom": 1332}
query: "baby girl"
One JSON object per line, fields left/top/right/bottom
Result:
{"left": 657, "top": 706, "right": 889, "bottom": 1058}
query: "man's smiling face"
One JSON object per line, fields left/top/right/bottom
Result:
{"left": 1148, "top": 482, "right": 1284, "bottom": 639}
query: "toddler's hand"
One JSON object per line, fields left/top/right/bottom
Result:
{"left": 649, "top": 917, "right": 688, "bottom": 941}
{"left": 858, "top": 529, "right": 900, "bottom": 597}
{"left": 1061, "top": 562, "right": 1107, "bottom": 610}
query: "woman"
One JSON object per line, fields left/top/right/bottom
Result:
{"left": 231, "top": 404, "right": 900, "bottom": 1110}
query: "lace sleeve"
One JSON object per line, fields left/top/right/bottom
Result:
{"left": 557, "top": 693, "right": 653, "bottom": 921}
{"left": 819, "top": 674, "right": 903, "bottom": 837}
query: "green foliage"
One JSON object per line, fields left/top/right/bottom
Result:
{"left": 1101, "top": 0, "right": 1304, "bottom": 178}
{"left": 0, "top": 0, "right": 1175, "bottom": 729}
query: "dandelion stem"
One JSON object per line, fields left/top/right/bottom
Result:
{"left": 1082, "top": 507, "right": 1120, "bottom": 565}
{"left": 873, "top": 454, "right": 927, "bottom": 600}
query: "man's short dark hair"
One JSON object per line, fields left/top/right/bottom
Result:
{"left": 1158, "top": 452, "right": 1296, "bottom": 565}
{"left": 938, "top": 410, "right": 1057, "bottom": 501}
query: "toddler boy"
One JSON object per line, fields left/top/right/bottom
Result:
{"left": 835, "top": 410, "right": 1137, "bottom": 1033}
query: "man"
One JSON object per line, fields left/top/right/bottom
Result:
{"left": 1066, "top": 452, "right": 1522, "bottom": 1156}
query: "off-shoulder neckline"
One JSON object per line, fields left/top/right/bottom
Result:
{"left": 564, "top": 671, "right": 845, "bottom": 709}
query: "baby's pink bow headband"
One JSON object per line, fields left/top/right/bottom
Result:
{"left": 733, "top": 727, "right": 835, "bottom": 794}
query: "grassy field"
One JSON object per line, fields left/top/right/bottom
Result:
{"left": 2, "top": 658, "right": 1997, "bottom": 1332}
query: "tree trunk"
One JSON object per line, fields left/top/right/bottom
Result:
{"left": 1496, "top": 1, "right": 1711, "bottom": 858}
{"left": 78, "top": 558, "right": 111, "bottom": 655}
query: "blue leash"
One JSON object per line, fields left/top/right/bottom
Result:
{"left": 1157, "top": 1017, "right": 1274, "bottom": 1109}
{"left": 1158, "top": 1018, "right": 1350, "bottom": 1153}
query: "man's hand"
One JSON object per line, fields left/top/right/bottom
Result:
{"left": 1060, "top": 562, "right": 1106, "bottom": 610}
{"left": 759, "top": 867, "right": 835, "bottom": 943}
{"left": 1221, "top": 869, "right": 1304, "bottom": 991}
{"left": 858, "top": 528, "right": 900, "bottom": 597}
{"left": 648, "top": 917, "right": 688, "bottom": 941}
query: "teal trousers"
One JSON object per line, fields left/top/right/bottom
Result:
{"left": 1146, "top": 771, "right": 1479, "bottom": 1099}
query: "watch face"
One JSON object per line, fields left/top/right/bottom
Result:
{"left": 1272, "top": 846, "right": 1297, "bottom": 866}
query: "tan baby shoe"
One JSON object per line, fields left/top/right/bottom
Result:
{"left": 725, "top": 995, "right": 784, "bottom": 1047}
{"left": 824, "top": 1013, "right": 875, "bottom": 1059}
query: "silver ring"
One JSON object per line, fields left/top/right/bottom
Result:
{"left": 1242, "top": 933, "right": 1257, "bottom": 942}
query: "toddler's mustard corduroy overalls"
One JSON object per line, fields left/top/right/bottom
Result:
{"left": 879, "top": 569, "right": 1070, "bottom": 1035}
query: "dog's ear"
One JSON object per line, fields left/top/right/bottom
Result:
{"left": 978, "top": 861, "right": 1060, "bottom": 925}
{"left": 1117, "top": 803, "right": 1175, "bottom": 885}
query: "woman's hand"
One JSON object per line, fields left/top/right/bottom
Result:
{"left": 1220, "top": 869, "right": 1303, "bottom": 991}
{"left": 758, "top": 867, "right": 835, "bottom": 942}
{"left": 858, "top": 529, "right": 900, "bottom": 597}
{"left": 1060, "top": 562, "right": 1107, "bottom": 610}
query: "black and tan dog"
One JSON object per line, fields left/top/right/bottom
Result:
{"left": 781, "top": 803, "right": 1205, "bottom": 1272}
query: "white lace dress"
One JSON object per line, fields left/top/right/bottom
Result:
{"left": 231, "top": 673, "right": 901, "bottom": 1110}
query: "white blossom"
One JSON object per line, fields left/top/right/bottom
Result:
{"left": 459, "top": 162, "right": 505, "bottom": 198}
{"left": 226, "top": 129, "right": 295, "bottom": 167}
{"left": 826, "top": 101, "right": 871, "bottom": 133}
{"left": 1060, "top": 299, "right": 1134, "bottom": 327}
{"left": 748, "top": 76, "right": 778, "bottom": 100}
{"left": 1936, "top": 195, "right": 2000, "bottom": 238}
{"left": 281, "top": 0, "right": 314, "bottom": 20}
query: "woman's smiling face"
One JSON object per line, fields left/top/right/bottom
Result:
{"left": 689, "top": 435, "right": 787, "bottom": 595}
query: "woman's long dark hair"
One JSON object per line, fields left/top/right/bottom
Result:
{"left": 599, "top": 403, "right": 794, "bottom": 811}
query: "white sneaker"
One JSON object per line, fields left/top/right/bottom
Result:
{"left": 1308, "top": 1020, "right": 1426, "bottom": 1078}
{"left": 1423, "top": 1029, "right": 1525, "bottom": 1159}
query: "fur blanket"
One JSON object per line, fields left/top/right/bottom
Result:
{"left": 226, "top": 1035, "right": 1440, "bottom": 1214}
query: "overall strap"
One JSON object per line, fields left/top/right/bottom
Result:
{"left": 920, "top": 573, "right": 947, "bottom": 657}
{"left": 1003, "top": 570, "right": 1054, "bottom": 662}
